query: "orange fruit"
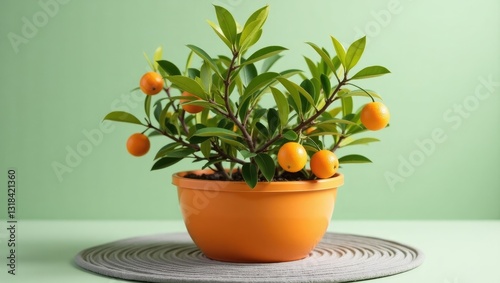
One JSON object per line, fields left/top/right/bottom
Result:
{"left": 277, "top": 142, "right": 307, "bottom": 173}
{"left": 181, "top": 91, "right": 204, "bottom": 114}
{"left": 126, "top": 133, "right": 150, "bottom": 157}
{"left": 360, "top": 101, "right": 390, "bottom": 131}
{"left": 139, "top": 72, "right": 164, "bottom": 95}
{"left": 310, "top": 150, "right": 339, "bottom": 179}
{"left": 304, "top": 126, "right": 317, "bottom": 135}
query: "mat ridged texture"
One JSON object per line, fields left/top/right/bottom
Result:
{"left": 75, "top": 232, "right": 424, "bottom": 283}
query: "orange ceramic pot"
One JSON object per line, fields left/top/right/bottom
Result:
{"left": 172, "top": 169, "right": 344, "bottom": 263}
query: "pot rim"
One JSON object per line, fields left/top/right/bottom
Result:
{"left": 172, "top": 169, "right": 344, "bottom": 192}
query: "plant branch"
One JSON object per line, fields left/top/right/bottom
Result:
{"left": 211, "top": 140, "right": 246, "bottom": 165}
{"left": 255, "top": 77, "right": 349, "bottom": 153}
{"left": 146, "top": 122, "right": 199, "bottom": 151}
{"left": 223, "top": 51, "right": 256, "bottom": 152}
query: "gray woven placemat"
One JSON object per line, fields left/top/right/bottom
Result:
{"left": 75, "top": 232, "right": 424, "bottom": 283}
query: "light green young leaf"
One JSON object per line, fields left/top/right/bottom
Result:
{"left": 345, "top": 36, "right": 366, "bottom": 71}
{"left": 143, "top": 52, "right": 154, "bottom": 71}
{"left": 341, "top": 96, "right": 353, "bottom": 117}
{"left": 330, "top": 36, "right": 346, "bottom": 68}
{"left": 207, "top": 20, "right": 232, "bottom": 49}
{"left": 306, "top": 42, "right": 339, "bottom": 82}
{"left": 200, "top": 62, "right": 212, "bottom": 93}
{"left": 200, "top": 140, "right": 211, "bottom": 158}
{"left": 103, "top": 111, "right": 144, "bottom": 125}
{"left": 351, "top": 65, "right": 390, "bottom": 80}
{"left": 153, "top": 46, "right": 162, "bottom": 71}
{"left": 304, "top": 56, "right": 320, "bottom": 79}
{"left": 255, "top": 153, "right": 275, "bottom": 182}
{"left": 261, "top": 54, "right": 282, "bottom": 73}
{"left": 338, "top": 89, "right": 382, "bottom": 100}
{"left": 144, "top": 95, "right": 151, "bottom": 120}
{"left": 239, "top": 6, "right": 269, "bottom": 50}
{"left": 214, "top": 5, "right": 237, "bottom": 45}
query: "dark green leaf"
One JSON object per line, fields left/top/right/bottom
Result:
{"left": 283, "top": 130, "right": 298, "bottom": 141}
{"left": 243, "top": 46, "right": 287, "bottom": 66}
{"left": 267, "top": 108, "right": 279, "bottom": 136}
{"left": 320, "top": 74, "right": 331, "bottom": 99}
{"left": 187, "top": 68, "right": 200, "bottom": 79}
{"left": 255, "top": 122, "right": 269, "bottom": 137}
{"left": 157, "top": 60, "right": 181, "bottom": 76}
{"left": 345, "top": 36, "right": 366, "bottom": 71}
{"left": 214, "top": 5, "right": 237, "bottom": 45}
{"left": 338, "top": 154, "right": 372, "bottom": 164}
{"left": 242, "top": 163, "right": 258, "bottom": 188}
{"left": 241, "top": 63, "right": 258, "bottom": 86}
{"left": 351, "top": 65, "right": 391, "bottom": 80}
{"left": 151, "top": 157, "right": 183, "bottom": 170}
{"left": 255, "top": 153, "right": 275, "bottom": 182}
{"left": 103, "top": 111, "right": 143, "bottom": 125}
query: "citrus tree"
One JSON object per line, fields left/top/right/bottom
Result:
{"left": 104, "top": 5, "right": 391, "bottom": 188}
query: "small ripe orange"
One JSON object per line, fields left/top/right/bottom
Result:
{"left": 304, "top": 126, "right": 317, "bottom": 135}
{"left": 126, "top": 133, "right": 150, "bottom": 157}
{"left": 181, "top": 91, "right": 204, "bottom": 114}
{"left": 360, "top": 101, "right": 390, "bottom": 131}
{"left": 139, "top": 72, "right": 164, "bottom": 95}
{"left": 277, "top": 142, "right": 308, "bottom": 173}
{"left": 310, "top": 150, "right": 339, "bottom": 179}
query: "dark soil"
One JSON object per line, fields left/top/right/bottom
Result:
{"left": 184, "top": 170, "right": 311, "bottom": 182}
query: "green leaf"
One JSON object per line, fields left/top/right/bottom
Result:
{"left": 161, "top": 148, "right": 196, "bottom": 158}
{"left": 103, "top": 111, "right": 143, "bottom": 125}
{"left": 330, "top": 36, "right": 346, "bottom": 68}
{"left": 154, "top": 142, "right": 179, "bottom": 159}
{"left": 144, "top": 95, "right": 151, "bottom": 120}
{"left": 243, "top": 46, "right": 287, "bottom": 66}
{"left": 243, "top": 72, "right": 280, "bottom": 97}
{"left": 255, "top": 122, "right": 269, "bottom": 137}
{"left": 270, "top": 87, "right": 289, "bottom": 128}
{"left": 340, "top": 137, "right": 380, "bottom": 147}
{"left": 277, "top": 78, "right": 315, "bottom": 111}
{"left": 341, "top": 96, "right": 353, "bottom": 117}
{"left": 167, "top": 76, "right": 206, "bottom": 98}
{"left": 306, "top": 42, "right": 339, "bottom": 81}
{"left": 316, "top": 118, "right": 358, "bottom": 127}
{"left": 283, "top": 130, "right": 298, "bottom": 140}
{"left": 240, "top": 149, "right": 256, "bottom": 159}
{"left": 207, "top": 20, "right": 232, "bottom": 49}
{"left": 143, "top": 52, "right": 154, "bottom": 71}
{"left": 219, "top": 136, "right": 246, "bottom": 149}
{"left": 200, "top": 61, "right": 212, "bottom": 93}
{"left": 242, "top": 163, "right": 258, "bottom": 188}
{"left": 304, "top": 56, "right": 320, "bottom": 79}
{"left": 351, "top": 65, "right": 391, "bottom": 80}
{"left": 261, "top": 54, "right": 282, "bottom": 73}
{"left": 240, "top": 6, "right": 269, "bottom": 50}
{"left": 214, "top": 5, "right": 237, "bottom": 45}
{"left": 151, "top": 157, "right": 183, "bottom": 170}
{"left": 345, "top": 36, "right": 366, "bottom": 71}
{"left": 193, "top": 127, "right": 239, "bottom": 138}
{"left": 186, "top": 44, "right": 220, "bottom": 76}
{"left": 338, "top": 154, "right": 372, "bottom": 164}
{"left": 320, "top": 74, "right": 331, "bottom": 99}
{"left": 267, "top": 108, "right": 279, "bottom": 136}
{"left": 255, "top": 153, "right": 275, "bottom": 182}
{"left": 338, "top": 89, "right": 382, "bottom": 100}
{"left": 241, "top": 63, "right": 258, "bottom": 86}
{"left": 153, "top": 46, "right": 162, "bottom": 71}
{"left": 157, "top": 60, "right": 181, "bottom": 76}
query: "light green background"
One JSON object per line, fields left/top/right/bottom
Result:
{"left": 0, "top": 0, "right": 498, "bottom": 220}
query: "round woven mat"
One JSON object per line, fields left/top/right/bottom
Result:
{"left": 75, "top": 232, "right": 424, "bottom": 283}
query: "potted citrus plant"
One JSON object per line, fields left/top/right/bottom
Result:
{"left": 104, "top": 5, "right": 390, "bottom": 263}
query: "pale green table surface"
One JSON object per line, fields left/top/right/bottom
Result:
{"left": 1, "top": 220, "right": 499, "bottom": 283}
